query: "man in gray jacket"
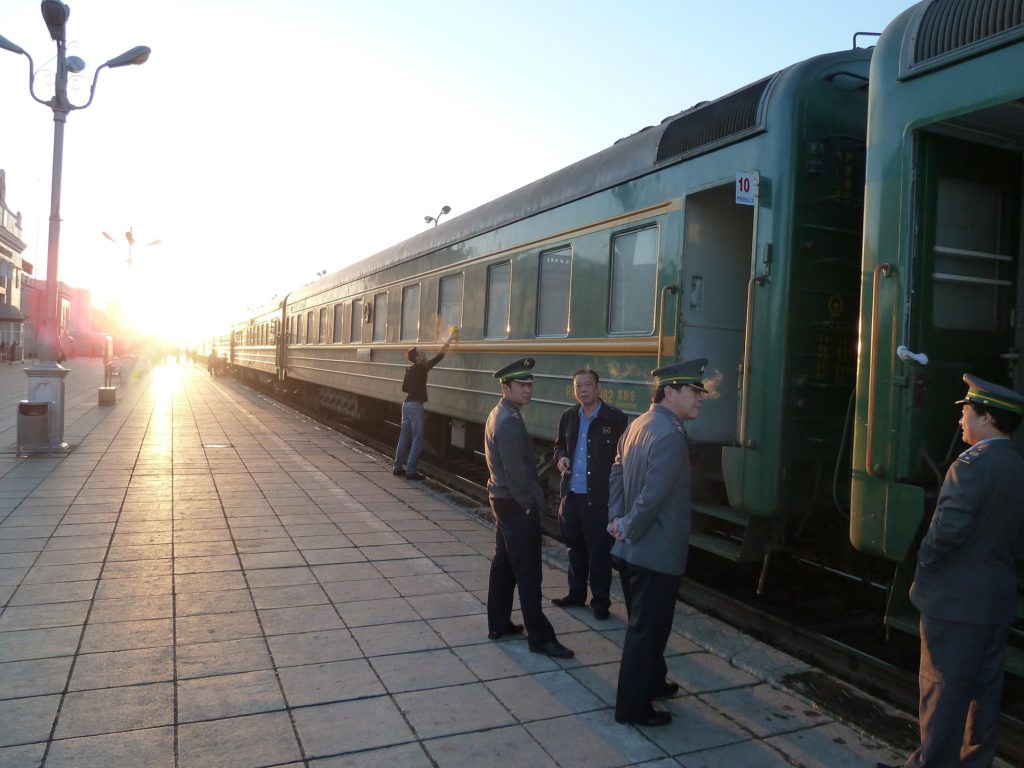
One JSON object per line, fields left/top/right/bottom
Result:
{"left": 880, "top": 374, "right": 1024, "bottom": 768}
{"left": 608, "top": 358, "right": 707, "bottom": 726}
{"left": 485, "top": 358, "right": 574, "bottom": 659}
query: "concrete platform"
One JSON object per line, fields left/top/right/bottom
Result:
{"left": 0, "top": 358, "right": 924, "bottom": 767}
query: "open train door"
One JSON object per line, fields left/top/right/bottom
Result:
{"left": 679, "top": 181, "right": 754, "bottom": 447}
{"left": 904, "top": 131, "right": 1022, "bottom": 473}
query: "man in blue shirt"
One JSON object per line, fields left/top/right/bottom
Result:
{"left": 552, "top": 369, "right": 628, "bottom": 620}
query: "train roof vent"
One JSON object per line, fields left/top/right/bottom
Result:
{"left": 656, "top": 76, "right": 773, "bottom": 164}
{"left": 905, "top": 0, "right": 1024, "bottom": 75}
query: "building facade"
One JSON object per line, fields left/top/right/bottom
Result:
{"left": 0, "top": 168, "right": 31, "bottom": 363}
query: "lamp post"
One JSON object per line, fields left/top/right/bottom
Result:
{"left": 102, "top": 227, "right": 161, "bottom": 266}
{"left": 0, "top": 2, "right": 149, "bottom": 451}
{"left": 424, "top": 205, "right": 451, "bottom": 227}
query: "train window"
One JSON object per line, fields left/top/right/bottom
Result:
{"left": 537, "top": 248, "right": 572, "bottom": 336}
{"left": 350, "top": 299, "right": 363, "bottom": 343}
{"left": 485, "top": 262, "right": 511, "bottom": 339}
{"left": 306, "top": 312, "right": 315, "bottom": 344}
{"left": 931, "top": 178, "right": 1008, "bottom": 332}
{"left": 439, "top": 275, "right": 464, "bottom": 336}
{"left": 373, "top": 293, "right": 388, "bottom": 342}
{"left": 609, "top": 226, "right": 658, "bottom": 334}
{"left": 318, "top": 307, "right": 329, "bottom": 344}
{"left": 401, "top": 284, "right": 420, "bottom": 341}
{"left": 295, "top": 315, "right": 304, "bottom": 344}
{"left": 332, "top": 303, "right": 344, "bottom": 343}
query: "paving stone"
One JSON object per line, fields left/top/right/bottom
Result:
{"left": 397, "top": 681, "right": 516, "bottom": 738}
{"left": 175, "top": 588, "right": 254, "bottom": 616}
{"left": 0, "top": 694, "right": 60, "bottom": 747}
{"left": 266, "top": 628, "right": 360, "bottom": 668}
{"left": 54, "top": 682, "right": 174, "bottom": 739}
{"left": 487, "top": 669, "right": 607, "bottom": 722}
{"left": 424, "top": 725, "right": 559, "bottom": 768}
{"left": 765, "top": 721, "right": 905, "bottom": 767}
{"left": 44, "top": 725, "right": 175, "bottom": 768}
{"left": 175, "top": 611, "right": 262, "bottom": 644}
{"left": 676, "top": 739, "right": 794, "bottom": 768}
{"left": 0, "top": 656, "right": 73, "bottom": 699}
{"left": 370, "top": 648, "right": 476, "bottom": 693}
{"left": 309, "top": 742, "right": 434, "bottom": 768}
{"left": 257, "top": 603, "right": 345, "bottom": 635}
{"left": 88, "top": 594, "right": 174, "bottom": 623}
{"left": 293, "top": 696, "right": 415, "bottom": 758}
{"left": 69, "top": 646, "right": 174, "bottom": 690}
{"left": 335, "top": 596, "right": 420, "bottom": 627}
{"left": 178, "top": 711, "right": 302, "bottom": 768}
{"left": 175, "top": 636, "right": 274, "bottom": 679}
{"left": 322, "top": 577, "right": 400, "bottom": 604}
{"left": 244, "top": 567, "right": 317, "bottom": 588}
{"left": 279, "top": 658, "right": 385, "bottom": 706}
{"left": 666, "top": 652, "right": 761, "bottom": 694}
{"left": 0, "top": 742, "right": 44, "bottom": 768}
{"left": 177, "top": 669, "right": 285, "bottom": 722}
{"left": 351, "top": 620, "right": 446, "bottom": 657}
{"left": 79, "top": 617, "right": 173, "bottom": 653}
{"left": 526, "top": 710, "right": 667, "bottom": 768}
{"left": 0, "top": 626, "right": 81, "bottom": 662}
{"left": 0, "top": 601, "right": 90, "bottom": 632}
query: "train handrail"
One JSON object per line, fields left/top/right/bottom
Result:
{"left": 656, "top": 284, "right": 679, "bottom": 370}
{"left": 738, "top": 275, "right": 766, "bottom": 449}
{"left": 866, "top": 262, "right": 894, "bottom": 477}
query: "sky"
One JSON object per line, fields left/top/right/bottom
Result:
{"left": 0, "top": 0, "right": 915, "bottom": 343}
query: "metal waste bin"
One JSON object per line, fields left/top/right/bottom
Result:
{"left": 17, "top": 401, "right": 51, "bottom": 453}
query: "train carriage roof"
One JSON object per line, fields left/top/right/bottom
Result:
{"left": 288, "top": 49, "right": 863, "bottom": 306}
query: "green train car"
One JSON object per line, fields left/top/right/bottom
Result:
{"left": 850, "top": 0, "right": 1024, "bottom": 638}
{"left": 227, "top": 45, "right": 873, "bottom": 578}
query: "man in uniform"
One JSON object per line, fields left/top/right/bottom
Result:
{"left": 485, "top": 357, "right": 574, "bottom": 659}
{"left": 608, "top": 358, "right": 707, "bottom": 726}
{"left": 393, "top": 332, "right": 453, "bottom": 480}
{"left": 552, "top": 369, "right": 628, "bottom": 620}
{"left": 881, "top": 375, "right": 1024, "bottom": 768}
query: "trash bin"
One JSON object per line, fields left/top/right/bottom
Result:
{"left": 17, "top": 401, "right": 51, "bottom": 453}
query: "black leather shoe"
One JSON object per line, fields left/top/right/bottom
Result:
{"left": 487, "top": 623, "right": 523, "bottom": 640}
{"left": 551, "top": 595, "right": 585, "bottom": 607}
{"left": 592, "top": 605, "right": 610, "bottom": 620}
{"left": 651, "top": 681, "right": 680, "bottom": 700}
{"left": 405, "top": 472, "right": 425, "bottom": 481}
{"left": 529, "top": 639, "right": 575, "bottom": 658}
{"left": 615, "top": 710, "right": 672, "bottom": 726}
{"left": 392, "top": 468, "right": 404, "bottom": 476}
{"left": 875, "top": 764, "right": 901, "bottom": 768}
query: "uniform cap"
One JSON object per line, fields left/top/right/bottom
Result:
{"left": 651, "top": 358, "right": 707, "bottom": 393}
{"left": 494, "top": 357, "right": 536, "bottom": 383}
{"left": 955, "top": 374, "right": 1024, "bottom": 415}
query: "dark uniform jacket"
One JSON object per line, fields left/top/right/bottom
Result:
{"left": 553, "top": 400, "right": 628, "bottom": 506}
{"left": 607, "top": 403, "right": 692, "bottom": 576}
{"left": 910, "top": 438, "right": 1024, "bottom": 626}
{"left": 485, "top": 398, "right": 546, "bottom": 513}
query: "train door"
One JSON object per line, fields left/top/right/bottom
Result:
{"left": 679, "top": 183, "right": 754, "bottom": 444}
{"left": 905, "top": 132, "right": 1021, "bottom": 469}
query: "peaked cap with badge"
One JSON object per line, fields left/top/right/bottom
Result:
{"left": 955, "top": 374, "right": 1024, "bottom": 415}
{"left": 494, "top": 357, "right": 536, "bottom": 384}
{"left": 651, "top": 358, "right": 707, "bottom": 393}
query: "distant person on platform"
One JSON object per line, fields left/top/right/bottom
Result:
{"left": 208, "top": 348, "right": 218, "bottom": 377}
{"left": 393, "top": 331, "right": 454, "bottom": 481}
{"left": 0, "top": 341, "right": 6, "bottom": 363}
{"left": 485, "top": 357, "right": 574, "bottom": 659}
{"left": 878, "top": 375, "right": 1024, "bottom": 768}
{"left": 552, "top": 368, "right": 628, "bottom": 620}
{"left": 608, "top": 358, "right": 707, "bottom": 727}
{"left": 8, "top": 340, "right": 16, "bottom": 364}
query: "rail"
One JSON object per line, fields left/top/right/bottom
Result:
{"left": 656, "top": 284, "right": 679, "bottom": 370}
{"left": 866, "top": 262, "right": 894, "bottom": 477}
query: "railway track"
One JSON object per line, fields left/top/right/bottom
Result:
{"left": 252, "top": 383, "right": 1023, "bottom": 764}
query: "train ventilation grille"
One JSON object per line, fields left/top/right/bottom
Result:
{"left": 655, "top": 77, "right": 773, "bottom": 164}
{"left": 908, "top": 0, "right": 1024, "bottom": 71}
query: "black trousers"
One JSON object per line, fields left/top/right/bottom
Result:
{"left": 559, "top": 493, "right": 613, "bottom": 609}
{"left": 615, "top": 558, "right": 681, "bottom": 719}
{"left": 486, "top": 497, "right": 555, "bottom": 645}
{"left": 906, "top": 615, "right": 1008, "bottom": 768}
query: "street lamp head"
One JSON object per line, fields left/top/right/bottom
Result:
{"left": 105, "top": 45, "right": 150, "bottom": 68}
{"left": 441, "top": 205, "right": 451, "bottom": 215}
{"left": 40, "top": 0, "right": 70, "bottom": 43}
{"left": 424, "top": 216, "right": 434, "bottom": 224}
{"left": 101, "top": 231, "right": 115, "bottom": 242}
{"left": 0, "top": 34, "right": 26, "bottom": 56}
{"left": 66, "top": 55, "right": 85, "bottom": 73}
